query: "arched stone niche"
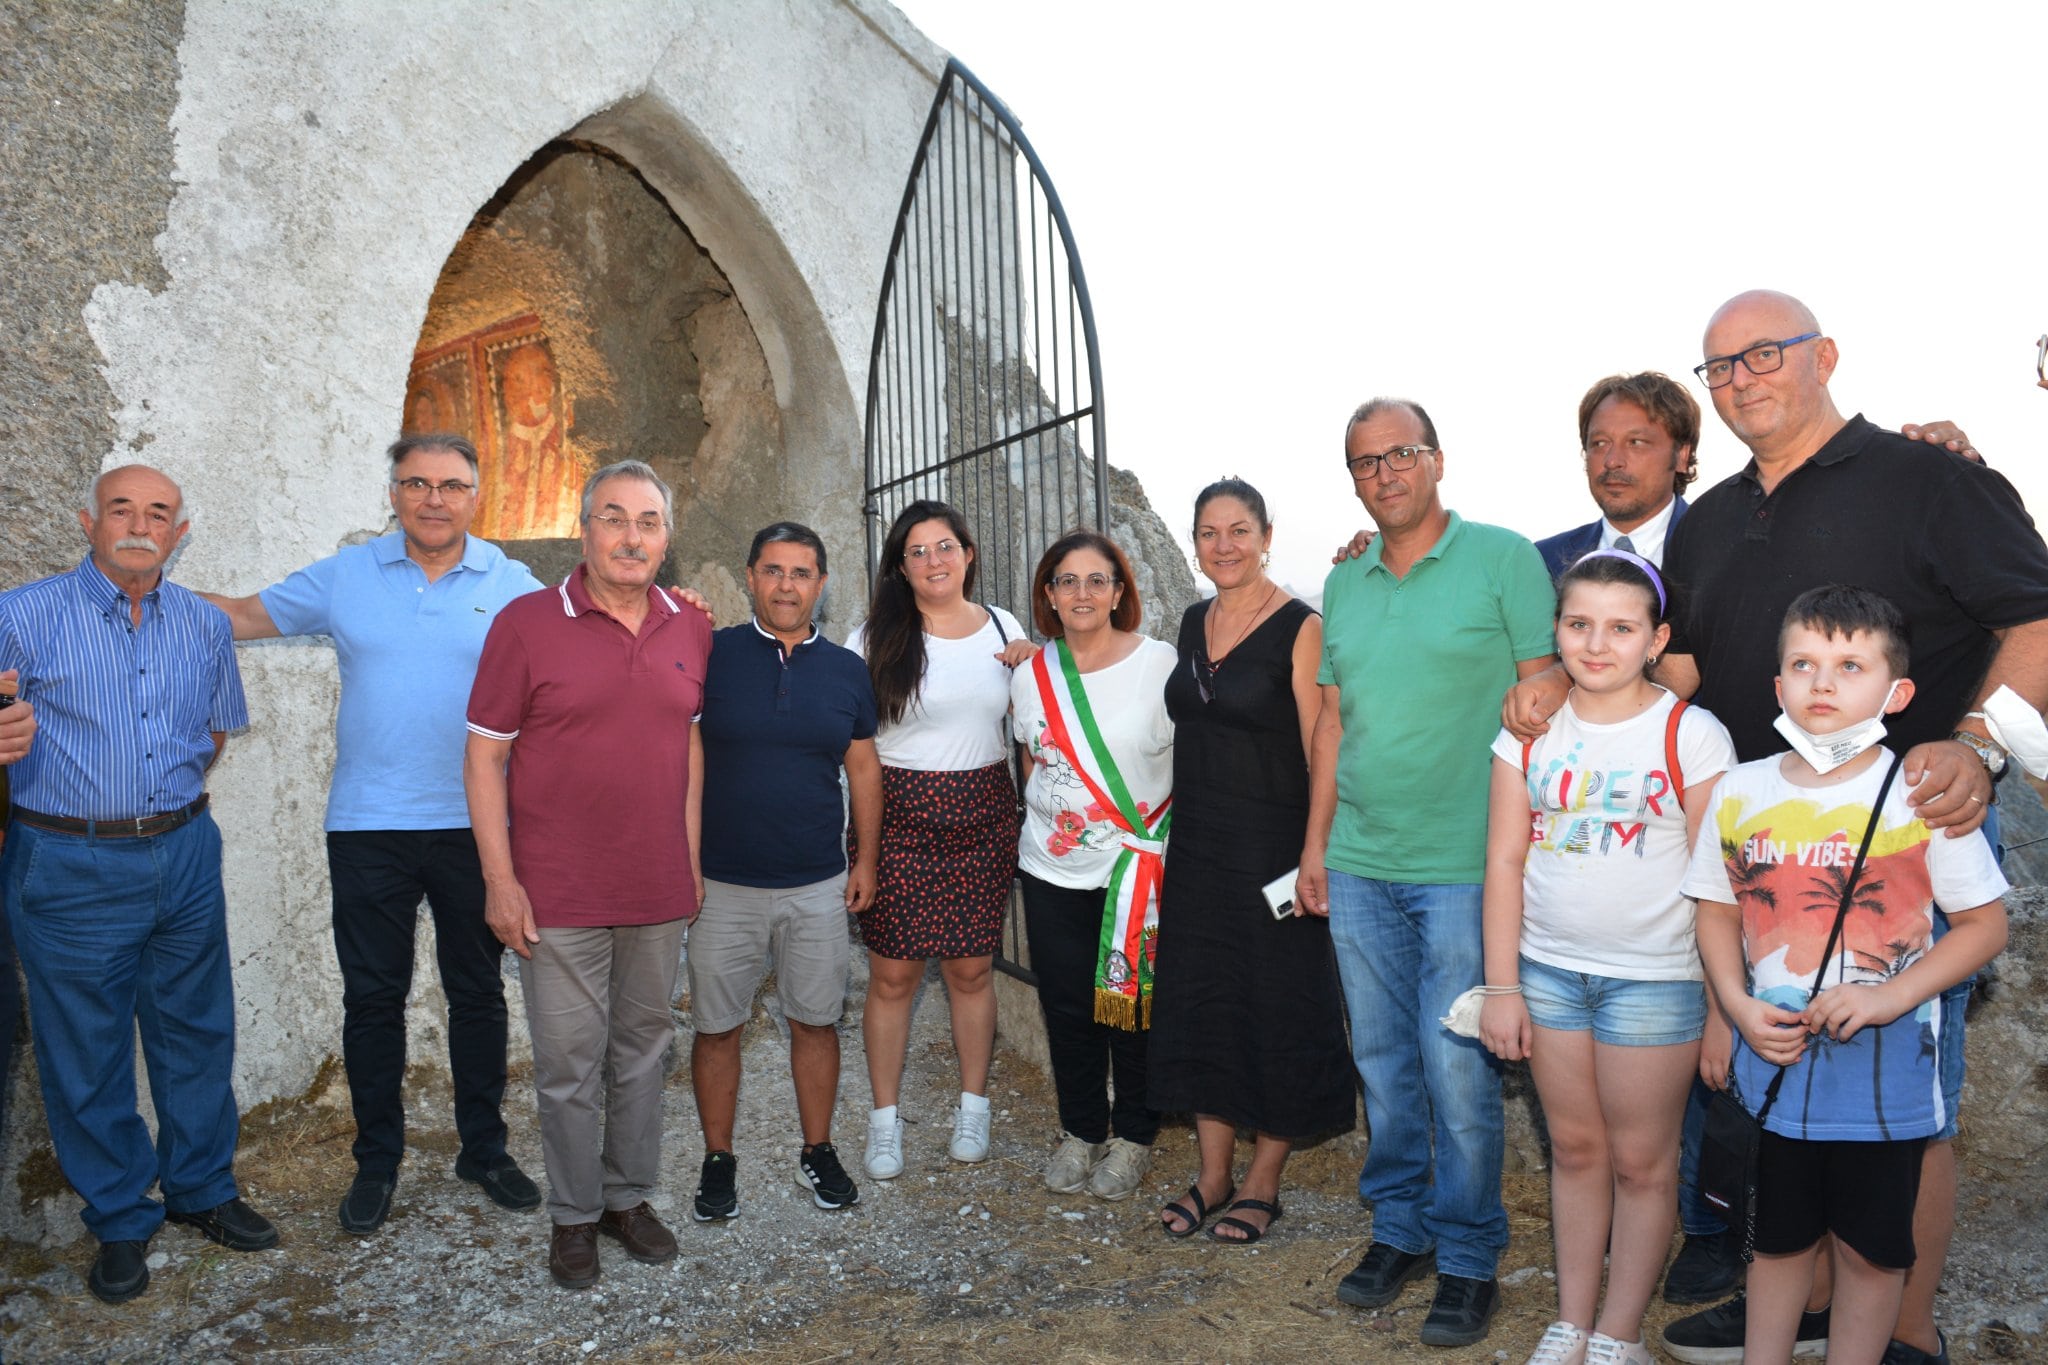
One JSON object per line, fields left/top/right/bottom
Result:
{"left": 403, "top": 138, "right": 792, "bottom": 608}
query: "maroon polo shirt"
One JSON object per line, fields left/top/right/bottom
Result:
{"left": 466, "top": 565, "right": 711, "bottom": 927}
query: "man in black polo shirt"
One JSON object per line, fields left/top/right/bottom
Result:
{"left": 686, "top": 522, "right": 882, "bottom": 1221}
{"left": 1650, "top": 290, "right": 2048, "bottom": 1365}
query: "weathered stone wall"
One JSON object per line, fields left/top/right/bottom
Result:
{"left": 0, "top": 0, "right": 183, "bottom": 586}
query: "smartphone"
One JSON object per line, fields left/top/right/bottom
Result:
{"left": 1261, "top": 869, "right": 1298, "bottom": 919}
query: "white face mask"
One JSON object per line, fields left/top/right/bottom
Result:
{"left": 1774, "top": 680, "right": 1903, "bottom": 774}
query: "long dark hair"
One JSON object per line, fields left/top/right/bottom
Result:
{"left": 867, "top": 500, "right": 979, "bottom": 726}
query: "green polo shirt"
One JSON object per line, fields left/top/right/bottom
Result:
{"left": 1318, "top": 511, "right": 1556, "bottom": 884}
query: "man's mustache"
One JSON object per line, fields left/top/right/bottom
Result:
{"left": 610, "top": 546, "right": 650, "bottom": 563}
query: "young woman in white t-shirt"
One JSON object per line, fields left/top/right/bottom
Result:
{"left": 1477, "top": 550, "right": 1736, "bottom": 1365}
{"left": 846, "top": 501, "right": 1032, "bottom": 1182}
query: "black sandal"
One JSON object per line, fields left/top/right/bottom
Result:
{"left": 1206, "top": 1197, "right": 1283, "bottom": 1245}
{"left": 1160, "top": 1182, "right": 1233, "bottom": 1239}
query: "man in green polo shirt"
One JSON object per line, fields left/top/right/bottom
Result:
{"left": 1301, "top": 397, "right": 1557, "bottom": 1348}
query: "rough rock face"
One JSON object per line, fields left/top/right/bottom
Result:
{"left": 1107, "top": 462, "right": 1201, "bottom": 640}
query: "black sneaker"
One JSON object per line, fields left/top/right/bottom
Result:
{"left": 796, "top": 1141, "right": 860, "bottom": 1210}
{"left": 693, "top": 1150, "right": 739, "bottom": 1222}
{"left": 1880, "top": 1330, "right": 1950, "bottom": 1365}
{"left": 1418, "top": 1273, "right": 1499, "bottom": 1347}
{"left": 1662, "top": 1230, "right": 1741, "bottom": 1304}
{"left": 1662, "top": 1292, "right": 1831, "bottom": 1363}
{"left": 1336, "top": 1242, "right": 1436, "bottom": 1309}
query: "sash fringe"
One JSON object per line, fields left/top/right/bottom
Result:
{"left": 1094, "top": 988, "right": 1147, "bottom": 1032}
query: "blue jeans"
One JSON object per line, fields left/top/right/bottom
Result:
{"left": 2, "top": 814, "right": 242, "bottom": 1242}
{"left": 1326, "top": 872, "right": 1507, "bottom": 1279}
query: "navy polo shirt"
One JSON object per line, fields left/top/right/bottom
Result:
{"left": 699, "top": 619, "right": 879, "bottom": 888}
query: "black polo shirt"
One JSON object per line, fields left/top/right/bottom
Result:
{"left": 1666, "top": 415, "right": 2048, "bottom": 762}
{"left": 699, "top": 619, "right": 878, "bottom": 888}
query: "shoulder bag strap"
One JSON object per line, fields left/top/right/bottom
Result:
{"left": 1665, "top": 698, "right": 1690, "bottom": 805}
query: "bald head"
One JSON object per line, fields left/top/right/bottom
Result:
{"left": 1703, "top": 289, "right": 1821, "bottom": 351}
{"left": 1700, "top": 290, "right": 1842, "bottom": 464}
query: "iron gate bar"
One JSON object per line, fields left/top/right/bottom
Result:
{"left": 865, "top": 406, "right": 1099, "bottom": 500}
{"left": 861, "top": 58, "right": 1113, "bottom": 987}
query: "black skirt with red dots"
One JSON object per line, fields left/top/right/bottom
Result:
{"left": 854, "top": 761, "right": 1019, "bottom": 961}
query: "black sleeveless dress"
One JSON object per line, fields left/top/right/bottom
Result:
{"left": 1146, "top": 597, "right": 1355, "bottom": 1138}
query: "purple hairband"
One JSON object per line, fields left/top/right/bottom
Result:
{"left": 1571, "top": 547, "right": 1667, "bottom": 616}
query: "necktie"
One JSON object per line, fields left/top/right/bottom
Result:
{"left": 1614, "top": 535, "right": 1636, "bottom": 554}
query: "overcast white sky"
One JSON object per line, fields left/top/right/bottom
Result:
{"left": 892, "top": 0, "right": 2046, "bottom": 595}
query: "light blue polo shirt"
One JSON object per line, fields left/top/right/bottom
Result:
{"left": 261, "top": 532, "right": 542, "bottom": 831}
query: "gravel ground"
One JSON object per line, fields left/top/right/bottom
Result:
{"left": 1, "top": 959, "right": 2042, "bottom": 1363}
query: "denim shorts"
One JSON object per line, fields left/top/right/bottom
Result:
{"left": 1519, "top": 955, "right": 1706, "bottom": 1047}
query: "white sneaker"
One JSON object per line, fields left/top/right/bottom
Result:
{"left": 1583, "top": 1333, "right": 1652, "bottom": 1365}
{"left": 1044, "top": 1133, "right": 1107, "bottom": 1194}
{"left": 864, "top": 1110, "right": 904, "bottom": 1180}
{"left": 1526, "top": 1321, "right": 1588, "bottom": 1365}
{"left": 1085, "top": 1137, "right": 1151, "bottom": 1201}
{"left": 949, "top": 1103, "right": 991, "bottom": 1163}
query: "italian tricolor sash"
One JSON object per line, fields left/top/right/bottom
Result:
{"left": 1032, "top": 639, "right": 1172, "bottom": 1031}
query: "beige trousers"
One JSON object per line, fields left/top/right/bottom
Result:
{"left": 518, "top": 918, "right": 687, "bottom": 1223}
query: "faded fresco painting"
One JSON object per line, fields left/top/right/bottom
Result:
{"left": 403, "top": 315, "right": 586, "bottom": 539}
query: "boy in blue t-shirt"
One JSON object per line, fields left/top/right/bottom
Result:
{"left": 1682, "top": 585, "right": 2007, "bottom": 1365}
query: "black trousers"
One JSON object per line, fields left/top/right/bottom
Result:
{"left": 1020, "top": 871, "right": 1159, "bottom": 1145}
{"left": 327, "top": 830, "right": 510, "bottom": 1175}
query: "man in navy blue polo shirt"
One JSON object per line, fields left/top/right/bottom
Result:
{"left": 687, "top": 522, "right": 882, "bottom": 1220}
{"left": 203, "top": 434, "right": 545, "bottom": 1234}
{"left": 1, "top": 465, "right": 273, "bottom": 1304}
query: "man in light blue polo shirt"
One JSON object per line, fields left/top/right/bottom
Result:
{"left": 1299, "top": 398, "right": 1557, "bottom": 1349}
{"left": 204, "top": 434, "right": 543, "bottom": 1235}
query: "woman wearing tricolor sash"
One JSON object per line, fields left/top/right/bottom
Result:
{"left": 1009, "top": 531, "right": 1177, "bottom": 1203}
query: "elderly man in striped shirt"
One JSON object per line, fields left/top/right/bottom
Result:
{"left": 0, "top": 465, "right": 275, "bottom": 1305}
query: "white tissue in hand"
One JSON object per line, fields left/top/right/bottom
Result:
{"left": 1982, "top": 684, "right": 2048, "bottom": 779}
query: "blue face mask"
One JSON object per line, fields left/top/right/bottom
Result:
{"left": 1773, "top": 680, "right": 1903, "bottom": 774}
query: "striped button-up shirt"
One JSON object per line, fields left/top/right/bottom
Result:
{"left": 0, "top": 556, "right": 248, "bottom": 821}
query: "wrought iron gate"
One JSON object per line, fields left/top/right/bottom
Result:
{"left": 862, "top": 58, "right": 1110, "bottom": 983}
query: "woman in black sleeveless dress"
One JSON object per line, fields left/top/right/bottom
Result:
{"left": 1149, "top": 479, "right": 1355, "bottom": 1243}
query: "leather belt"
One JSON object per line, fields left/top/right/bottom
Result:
{"left": 10, "top": 794, "right": 210, "bottom": 840}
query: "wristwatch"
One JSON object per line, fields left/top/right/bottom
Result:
{"left": 1950, "top": 723, "right": 2008, "bottom": 778}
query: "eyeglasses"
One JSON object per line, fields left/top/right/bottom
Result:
{"left": 1050, "top": 572, "right": 1118, "bottom": 596}
{"left": 904, "top": 539, "right": 964, "bottom": 562}
{"left": 753, "top": 564, "right": 818, "bottom": 583}
{"left": 392, "top": 477, "right": 475, "bottom": 499}
{"left": 2036, "top": 333, "right": 2046, "bottom": 389}
{"left": 1344, "top": 444, "right": 1435, "bottom": 478}
{"left": 1694, "top": 333, "right": 1821, "bottom": 389}
{"left": 585, "top": 513, "right": 667, "bottom": 536}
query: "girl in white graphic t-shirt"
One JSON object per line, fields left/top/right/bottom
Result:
{"left": 1478, "top": 550, "right": 1736, "bottom": 1365}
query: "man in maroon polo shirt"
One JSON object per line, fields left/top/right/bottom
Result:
{"left": 464, "top": 459, "right": 712, "bottom": 1290}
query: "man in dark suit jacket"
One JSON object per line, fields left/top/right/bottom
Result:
{"left": 1534, "top": 372, "right": 1699, "bottom": 578}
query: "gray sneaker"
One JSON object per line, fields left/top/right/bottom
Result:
{"left": 1086, "top": 1137, "right": 1152, "bottom": 1201}
{"left": 1044, "top": 1133, "right": 1108, "bottom": 1194}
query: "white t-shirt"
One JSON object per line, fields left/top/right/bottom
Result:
{"left": 1010, "top": 637, "right": 1178, "bottom": 889}
{"left": 846, "top": 605, "right": 1026, "bottom": 771}
{"left": 1489, "top": 686, "right": 1736, "bottom": 981}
